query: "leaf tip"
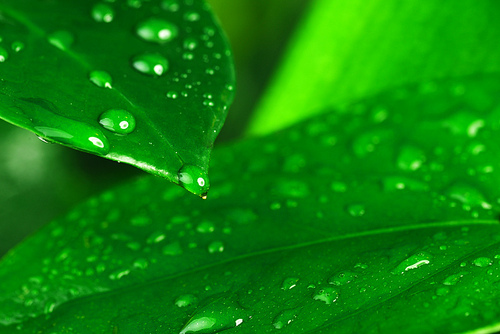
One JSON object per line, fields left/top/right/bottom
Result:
{"left": 177, "top": 164, "right": 210, "bottom": 197}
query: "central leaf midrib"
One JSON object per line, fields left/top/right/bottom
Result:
{"left": 0, "top": 3, "right": 185, "bottom": 168}
{"left": 30, "top": 219, "right": 499, "bottom": 315}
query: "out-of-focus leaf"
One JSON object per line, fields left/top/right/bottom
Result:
{"left": 0, "top": 0, "right": 235, "bottom": 196}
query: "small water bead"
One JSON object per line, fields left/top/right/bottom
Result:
{"left": 397, "top": 145, "right": 426, "bottom": 171}
{"left": 208, "top": 241, "right": 224, "bottom": 254}
{"left": 313, "top": 287, "right": 339, "bottom": 305}
{"left": 89, "top": 70, "right": 112, "bottom": 88}
{"left": 281, "top": 277, "right": 299, "bottom": 290}
{"left": 166, "top": 91, "right": 178, "bottom": 99}
{"left": 11, "top": 41, "right": 24, "bottom": 53}
{"left": 178, "top": 164, "right": 210, "bottom": 198}
{"left": 132, "top": 53, "right": 169, "bottom": 76}
{"left": 161, "top": 0, "right": 180, "bottom": 11}
{"left": 0, "top": 47, "right": 8, "bottom": 62}
{"left": 136, "top": 18, "right": 178, "bottom": 43}
{"left": 133, "top": 258, "right": 148, "bottom": 269}
{"left": 48, "top": 30, "right": 74, "bottom": 51}
{"left": 446, "top": 183, "right": 491, "bottom": 210}
{"left": 98, "top": 109, "right": 136, "bottom": 135}
{"left": 328, "top": 271, "right": 356, "bottom": 286}
{"left": 273, "top": 309, "right": 299, "bottom": 329}
{"left": 175, "top": 294, "right": 197, "bottom": 307}
{"left": 391, "top": 251, "right": 433, "bottom": 275}
{"left": 109, "top": 268, "right": 131, "bottom": 280}
{"left": 331, "top": 181, "right": 347, "bottom": 193}
{"left": 383, "top": 176, "right": 429, "bottom": 192}
{"left": 196, "top": 221, "right": 215, "bottom": 233}
{"left": 443, "top": 271, "right": 468, "bottom": 285}
{"left": 184, "top": 11, "right": 200, "bottom": 22}
{"left": 91, "top": 3, "right": 114, "bottom": 23}
{"left": 127, "top": 0, "right": 142, "bottom": 8}
{"left": 183, "top": 52, "right": 194, "bottom": 60}
{"left": 347, "top": 204, "right": 365, "bottom": 217}
{"left": 162, "top": 241, "right": 183, "bottom": 256}
{"left": 184, "top": 38, "right": 198, "bottom": 50}
{"left": 473, "top": 257, "right": 492, "bottom": 267}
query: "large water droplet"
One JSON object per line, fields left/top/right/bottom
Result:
{"left": 92, "top": 3, "right": 115, "bottom": 23}
{"left": 175, "top": 294, "right": 197, "bottom": 307}
{"left": 98, "top": 109, "right": 136, "bottom": 135}
{"left": 178, "top": 164, "right": 210, "bottom": 198}
{"left": 132, "top": 53, "right": 169, "bottom": 76}
{"left": 391, "top": 251, "right": 433, "bottom": 275}
{"left": 136, "top": 18, "right": 178, "bottom": 43}
{"left": 48, "top": 30, "right": 74, "bottom": 51}
{"left": 473, "top": 257, "right": 492, "bottom": 267}
{"left": 179, "top": 317, "right": 216, "bottom": 334}
{"left": 89, "top": 70, "right": 113, "bottom": 88}
{"left": 313, "top": 287, "right": 339, "bottom": 304}
{"left": 0, "top": 47, "right": 8, "bottom": 62}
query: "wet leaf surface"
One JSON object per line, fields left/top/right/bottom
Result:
{"left": 0, "top": 0, "right": 235, "bottom": 196}
{"left": 2, "top": 74, "right": 500, "bottom": 333}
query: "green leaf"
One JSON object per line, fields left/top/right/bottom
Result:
{"left": 2, "top": 74, "right": 500, "bottom": 333}
{"left": 0, "top": 0, "right": 235, "bottom": 196}
{"left": 246, "top": 0, "right": 500, "bottom": 136}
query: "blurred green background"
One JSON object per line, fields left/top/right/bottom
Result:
{"left": 0, "top": 0, "right": 310, "bottom": 256}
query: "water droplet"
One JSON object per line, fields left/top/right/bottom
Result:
{"left": 11, "top": 41, "right": 24, "bottom": 53}
{"left": 89, "top": 70, "right": 112, "bottom": 88}
{"left": 184, "top": 11, "right": 200, "bottom": 22}
{"left": 109, "top": 268, "right": 131, "bottom": 280}
{"left": 391, "top": 251, "right": 433, "bottom": 275}
{"left": 331, "top": 181, "right": 347, "bottom": 193}
{"left": 443, "top": 271, "right": 468, "bottom": 285}
{"left": 166, "top": 90, "right": 178, "bottom": 99}
{"left": 196, "top": 221, "right": 215, "bottom": 233}
{"left": 98, "top": 109, "right": 136, "bottom": 135}
{"left": 147, "top": 231, "right": 166, "bottom": 244}
{"left": 273, "top": 180, "right": 309, "bottom": 198}
{"left": 383, "top": 176, "right": 428, "bottom": 192}
{"left": 397, "top": 145, "right": 426, "bottom": 171}
{"left": 92, "top": 3, "right": 114, "bottom": 23}
{"left": 179, "top": 317, "right": 216, "bottom": 334}
{"left": 446, "top": 183, "right": 491, "bottom": 210}
{"left": 313, "top": 287, "right": 339, "bottom": 304}
{"left": 133, "top": 258, "right": 148, "bottom": 269}
{"left": 161, "top": 0, "right": 180, "bottom": 11}
{"left": 281, "top": 277, "right": 299, "bottom": 290}
{"left": 162, "top": 241, "right": 183, "bottom": 256}
{"left": 178, "top": 164, "right": 210, "bottom": 197}
{"left": 175, "top": 294, "right": 197, "bottom": 307}
{"left": 48, "top": 30, "right": 74, "bottom": 51}
{"left": 347, "top": 204, "right": 365, "bottom": 217}
{"left": 0, "top": 47, "right": 8, "bottom": 62}
{"left": 328, "top": 271, "right": 356, "bottom": 286}
{"left": 273, "top": 309, "right": 299, "bottom": 329}
{"left": 136, "top": 18, "right": 178, "bottom": 43}
{"left": 184, "top": 38, "right": 198, "bottom": 50}
{"left": 473, "top": 257, "right": 492, "bottom": 267}
{"left": 208, "top": 241, "right": 224, "bottom": 254}
{"left": 132, "top": 53, "right": 169, "bottom": 76}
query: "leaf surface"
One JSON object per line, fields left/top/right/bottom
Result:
{"left": 0, "top": 0, "right": 235, "bottom": 196}
{"left": 2, "top": 74, "right": 500, "bottom": 333}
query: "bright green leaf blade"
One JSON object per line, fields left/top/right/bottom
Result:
{"left": 246, "top": 0, "right": 500, "bottom": 136}
{"left": 2, "top": 74, "right": 500, "bottom": 332}
{"left": 0, "top": 0, "right": 235, "bottom": 196}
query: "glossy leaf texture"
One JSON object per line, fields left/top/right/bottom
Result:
{"left": 2, "top": 74, "right": 500, "bottom": 333}
{"left": 0, "top": 0, "right": 235, "bottom": 196}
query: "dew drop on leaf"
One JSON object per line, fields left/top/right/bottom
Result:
{"left": 391, "top": 251, "right": 433, "bottom": 275}
{"left": 273, "top": 308, "right": 299, "bottom": 329}
{"left": 91, "top": 3, "right": 115, "bottom": 23}
{"left": 162, "top": 0, "right": 180, "bottom": 12}
{"left": 132, "top": 53, "right": 169, "bottom": 76}
{"left": 162, "top": 241, "right": 183, "bottom": 256}
{"left": 331, "top": 181, "right": 347, "bottom": 193}
{"left": 196, "top": 221, "right": 215, "bottom": 233}
{"left": 446, "top": 183, "right": 491, "bottom": 210}
{"left": 184, "top": 11, "right": 201, "bottom": 22}
{"left": 312, "top": 287, "right": 339, "bottom": 304}
{"left": 166, "top": 90, "right": 178, "bottom": 99}
{"left": 397, "top": 145, "right": 426, "bottom": 171}
{"left": 136, "top": 18, "right": 178, "bottom": 43}
{"left": 11, "top": 41, "right": 24, "bottom": 53}
{"left": 346, "top": 204, "right": 365, "bottom": 217}
{"left": 443, "top": 271, "right": 469, "bottom": 285}
{"left": 47, "top": 30, "right": 74, "bottom": 51}
{"left": 0, "top": 47, "right": 8, "bottom": 62}
{"left": 98, "top": 109, "right": 136, "bottom": 135}
{"left": 328, "top": 271, "right": 357, "bottom": 286}
{"left": 281, "top": 277, "right": 299, "bottom": 290}
{"left": 179, "top": 317, "right": 216, "bottom": 334}
{"left": 178, "top": 164, "right": 210, "bottom": 198}
{"left": 89, "top": 70, "right": 113, "bottom": 88}
{"left": 175, "top": 294, "right": 197, "bottom": 308}
{"left": 184, "top": 38, "right": 198, "bottom": 50}
{"left": 473, "top": 257, "right": 492, "bottom": 267}
{"left": 207, "top": 241, "right": 224, "bottom": 254}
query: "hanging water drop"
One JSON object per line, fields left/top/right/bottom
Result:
{"left": 48, "top": 30, "right": 74, "bottom": 51}
{"left": 136, "top": 18, "right": 178, "bottom": 43}
{"left": 91, "top": 3, "right": 115, "bottom": 23}
{"left": 132, "top": 53, "right": 169, "bottom": 76}
{"left": 178, "top": 164, "right": 210, "bottom": 198}
{"left": 89, "top": 70, "right": 113, "bottom": 88}
{"left": 98, "top": 109, "right": 136, "bottom": 135}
